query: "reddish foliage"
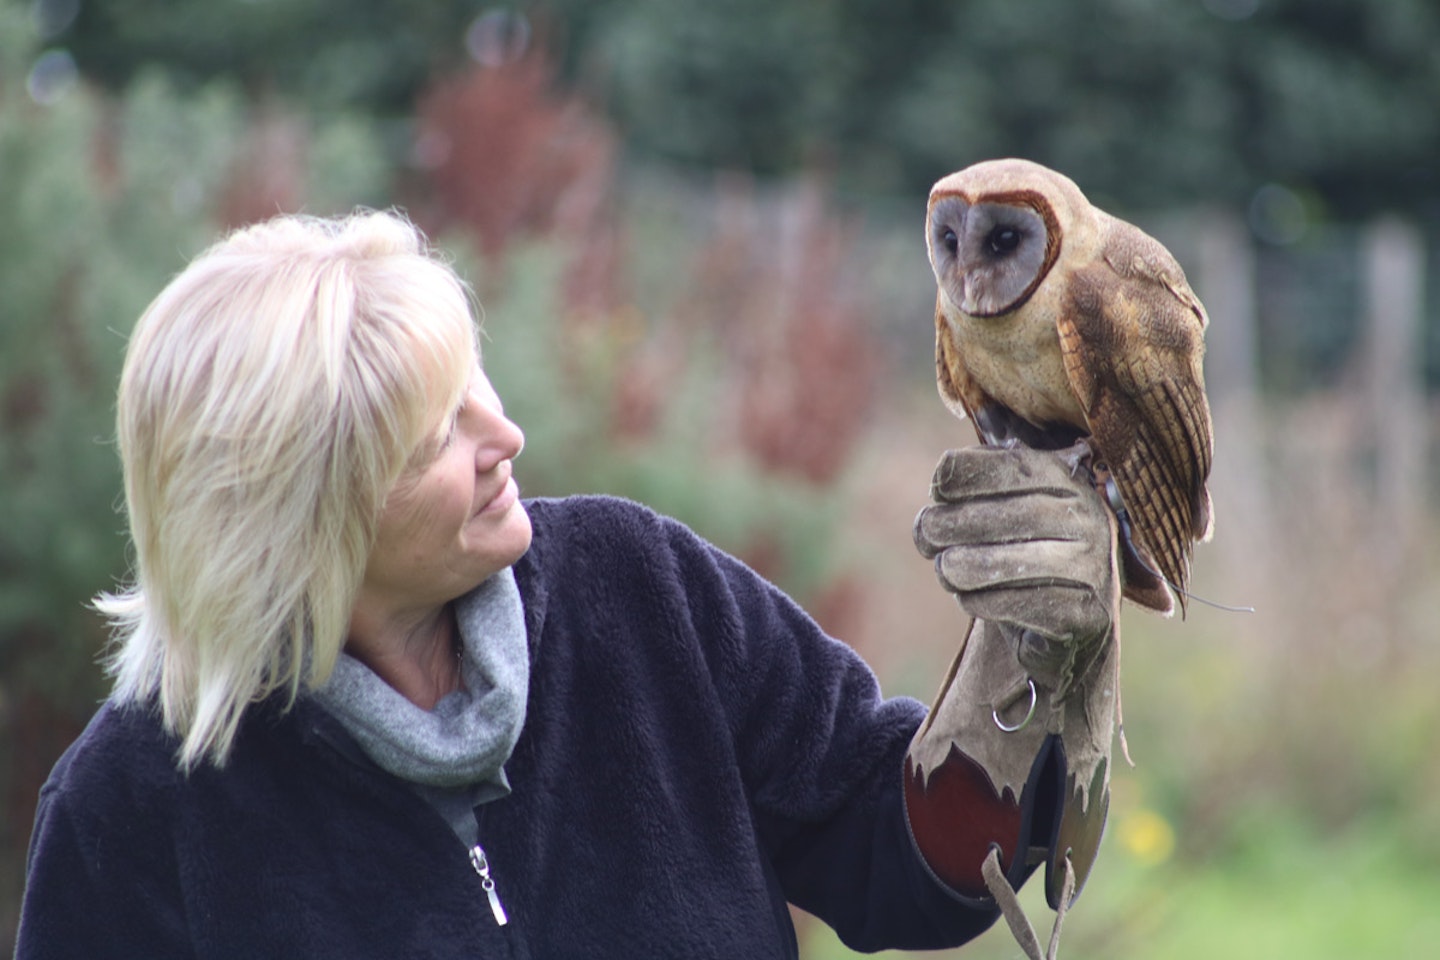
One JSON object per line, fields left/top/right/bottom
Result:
{"left": 218, "top": 110, "right": 306, "bottom": 230}
{"left": 411, "top": 50, "right": 625, "bottom": 322}
{"left": 608, "top": 320, "right": 690, "bottom": 442}
{"left": 683, "top": 178, "right": 879, "bottom": 485}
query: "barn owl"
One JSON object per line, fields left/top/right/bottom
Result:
{"left": 926, "top": 158, "right": 1213, "bottom": 615}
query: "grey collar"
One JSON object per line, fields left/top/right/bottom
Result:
{"left": 312, "top": 567, "right": 529, "bottom": 795}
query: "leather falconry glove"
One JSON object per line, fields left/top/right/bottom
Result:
{"left": 904, "top": 445, "right": 1121, "bottom": 959}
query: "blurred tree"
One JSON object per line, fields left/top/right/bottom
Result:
{"left": 51, "top": 0, "right": 1440, "bottom": 217}
{"left": 55, "top": 0, "right": 479, "bottom": 112}
{"left": 588, "top": 0, "right": 1440, "bottom": 218}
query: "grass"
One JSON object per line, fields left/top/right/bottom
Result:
{"left": 799, "top": 815, "right": 1440, "bottom": 960}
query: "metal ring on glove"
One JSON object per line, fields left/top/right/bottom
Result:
{"left": 992, "top": 678, "right": 1038, "bottom": 733}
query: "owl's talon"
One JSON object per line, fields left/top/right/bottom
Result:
{"left": 1059, "top": 439, "right": 1094, "bottom": 480}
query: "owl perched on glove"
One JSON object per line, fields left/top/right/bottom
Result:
{"left": 925, "top": 158, "right": 1213, "bottom": 615}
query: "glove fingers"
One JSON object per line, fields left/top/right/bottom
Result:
{"left": 931, "top": 445, "right": 1088, "bottom": 504}
{"left": 915, "top": 493, "right": 1105, "bottom": 557}
{"left": 934, "top": 538, "right": 1105, "bottom": 594}
{"left": 918, "top": 442, "right": 1119, "bottom": 670}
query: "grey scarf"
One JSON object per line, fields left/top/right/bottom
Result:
{"left": 313, "top": 567, "right": 529, "bottom": 797}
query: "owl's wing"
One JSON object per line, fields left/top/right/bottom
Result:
{"left": 1057, "top": 231, "right": 1214, "bottom": 614}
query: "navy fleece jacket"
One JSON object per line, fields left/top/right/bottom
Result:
{"left": 17, "top": 495, "right": 998, "bottom": 958}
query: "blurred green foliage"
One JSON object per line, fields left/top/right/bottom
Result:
{"left": 55, "top": 0, "right": 477, "bottom": 113}
{"left": 803, "top": 813, "right": 1440, "bottom": 959}
{"left": 52, "top": 0, "right": 1440, "bottom": 216}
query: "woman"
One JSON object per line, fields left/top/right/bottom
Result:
{"left": 17, "top": 211, "right": 1121, "bottom": 958}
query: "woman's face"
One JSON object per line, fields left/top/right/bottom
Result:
{"left": 358, "top": 367, "right": 532, "bottom": 615}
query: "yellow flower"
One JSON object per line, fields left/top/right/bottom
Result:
{"left": 1118, "top": 807, "right": 1175, "bottom": 866}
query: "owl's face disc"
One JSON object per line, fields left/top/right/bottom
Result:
{"left": 927, "top": 193, "right": 1056, "bottom": 317}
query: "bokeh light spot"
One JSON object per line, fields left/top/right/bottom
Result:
{"left": 466, "top": 9, "right": 531, "bottom": 68}
{"left": 1249, "top": 183, "right": 1309, "bottom": 246}
{"left": 26, "top": 49, "right": 78, "bottom": 105}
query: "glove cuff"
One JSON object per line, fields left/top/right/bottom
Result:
{"left": 903, "top": 617, "right": 1116, "bottom": 909}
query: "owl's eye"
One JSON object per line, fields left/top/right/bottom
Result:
{"left": 988, "top": 226, "right": 1022, "bottom": 254}
{"left": 941, "top": 228, "right": 959, "bottom": 255}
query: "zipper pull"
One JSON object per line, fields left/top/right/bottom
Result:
{"left": 468, "top": 844, "right": 509, "bottom": 926}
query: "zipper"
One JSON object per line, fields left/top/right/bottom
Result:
{"left": 468, "top": 843, "right": 509, "bottom": 926}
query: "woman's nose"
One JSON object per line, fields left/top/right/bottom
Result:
{"left": 494, "top": 414, "right": 524, "bottom": 462}
{"left": 471, "top": 395, "right": 524, "bottom": 468}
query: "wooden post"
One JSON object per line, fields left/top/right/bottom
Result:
{"left": 1192, "top": 209, "right": 1270, "bottom": 603}
{"left": 1195, "top": 211, "right": 1260, "bottom": 412}
{"left": 1361, "top": 216, "right": 1427, "bottom": 551}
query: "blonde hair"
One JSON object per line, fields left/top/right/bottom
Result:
{"left": 97, "top": 210, "right": 479, "bottom": 770}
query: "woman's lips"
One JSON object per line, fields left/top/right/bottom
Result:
{"left": 476, "top": 467, "right": 517, "bottom": 516}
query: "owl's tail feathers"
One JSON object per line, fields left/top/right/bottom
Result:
{"left": 1118, "top": 540, "right": 1176, "bottom": 614}
{"left": 1107, "top": 479, "right": 1253, "bottom": 616}
{"left": 1193, "top": 486, "right": 1215, "bottom": 543}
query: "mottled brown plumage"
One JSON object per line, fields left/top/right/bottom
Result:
{"left": 926, "top": 158, "right": 1213, "bottom": 615}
